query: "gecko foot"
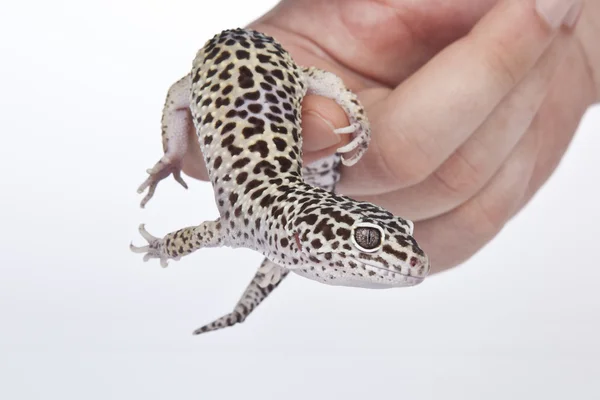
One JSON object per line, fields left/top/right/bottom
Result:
{"left": 137, "top": 157, "right": 188, "bottom": 208}
{"left": 335, "top": 121, "right": 370, "bottom": 166}
{"left": 129, "top": 224, "right": 177, "bottom": 268}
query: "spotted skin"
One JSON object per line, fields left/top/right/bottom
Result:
{"left": 131, "top": 28, "right": 430, "bottom": 335}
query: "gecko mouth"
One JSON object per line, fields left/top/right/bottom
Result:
{"left": 359, "top": 260, "right": 425, "bottom": 285}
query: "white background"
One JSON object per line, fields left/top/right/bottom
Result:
{"left": 1, "top": 1, "right": 599, "bottom": 399}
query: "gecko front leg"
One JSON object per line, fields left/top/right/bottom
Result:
{"left": 130, "top": 219, "right": 224, "bottom": 267}
{"left": 301, "top": 67, "right": 371, "bottom": 166}
{"left": 137, "top": 75, "right": 193, "bottom": 208}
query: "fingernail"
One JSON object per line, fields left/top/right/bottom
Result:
{"left": 535, "top": 0, "right": 580, "bottom": 29}
{"left": 302, "top": 111, "right": 341, "bottom": 151}
{"left": 563, "top": 2, "right": 583, "bottom": 28}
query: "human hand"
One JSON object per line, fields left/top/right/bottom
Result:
{"left": 182, "top": 0, "right": 599, "bottom": 273}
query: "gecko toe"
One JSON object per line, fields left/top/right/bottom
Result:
{"left": 173, "top": 170, "right": 189, "bottom": 189}
{"left": 333, "top": 123, "right": 359, "bottom": 135}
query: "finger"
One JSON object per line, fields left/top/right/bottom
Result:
{"left": 356, "top": 30, "right": 574, "bottom": 220}
{"left": 515, "top": 43, "right": 595, "bottom": 214}
{"left": 413, "top": 129, "right": 540, "bottom": 273}
{"left": 339, "top": 0, "right": 582, "bottom": 195}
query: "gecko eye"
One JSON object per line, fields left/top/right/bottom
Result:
{"left": 351, "top": 223, "right": 384, "bottom": 253}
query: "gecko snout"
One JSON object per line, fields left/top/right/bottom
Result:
{"left": 408, "top": 254, "right": 430, "bottom": 278}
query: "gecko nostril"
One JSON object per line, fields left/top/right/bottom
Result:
{"left": 410, "top": 257, "right": 419, "bottom": 267}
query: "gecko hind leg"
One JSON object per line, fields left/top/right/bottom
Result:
{"left": 137, "top": 75, "right": 193, "bottom": 208}
{"left": 301, "top": 67, "right": 371, "bottom": 166}
{"left": 130, "top": 219, "right": 223, "bottom": 268}
{"left": 193, "top": 259, "right": 289, "bottom": 335}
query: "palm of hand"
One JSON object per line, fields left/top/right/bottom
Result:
{"left": 182, "top": 0, "right": 596, "bottom": 272}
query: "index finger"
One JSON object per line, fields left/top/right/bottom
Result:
{"left": 339, "top": 0, "right": 582, "bottom": 195}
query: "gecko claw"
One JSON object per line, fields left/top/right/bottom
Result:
{"left": 137, "top": 157, "right": 187, "bottom": 208}
{"left": 138, "top": 224, "right": 158, "bottom": 241}
{"left": 129, "top": 243, "right": 149, "bottom": 253}
{"left": 130, "top": 224, "right": 172, "bottom": 268}
{"left": 334, "top": 118, "right": 370, "bottom": 166}
{"left": 333, "top": 123, "right": 359, "bottom": 135}
{"left": 173, "top": 170, "right": 189, "bottom": 189}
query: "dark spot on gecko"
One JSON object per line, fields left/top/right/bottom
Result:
{"left": 242, "top": 126, "right": 263, "bottom": 138}
{"left": 232, "top": 157, "right": 250, "bottom": 169}
{"left": 253, "top": 160, "right": 277, "bottom": 177}
{"left": 272, "top": 137, "right": 287, "bottom": 151}
{"left": 238, "top": 66, "right": 254, "bottom": 89}
{"left": 382, "top": 245, "right": 408, "bottom": 261}
{"left": 249, "top": 140, "right": 269, "bottom": 158}
{"left": 244, "top": 179, "right": 262, "bottom": 194}
{"left": 255, "top": 53, "right": 270, "bottom": 63}
{"left": 221, "top": 135, "right": 234, "bottom": 147}
{"left": 275, "top": 156, "right": 292, "bottom": 172}
{"left": 243, "top": 91, "right": 260, "bottom": 101}
{"left": 265, "top": 93, "right": 278, "bottom": 104}
{"left": 295, "top": 213, "right": 318, "bottom": 226}
{"left": 204, "top": 47, "right": 220, "bottom": 60}
{"left": 215, "top": 97, "right": 230, "bottom": 108}
{"left": 336, "top": 227, "right": 351, "bottom": 240}
{"left": 248, "top": 103, "right": 263, "bottom": 113}
{"left": 260, "top": 82, "right": 273, "bottom": 91}
{"left": 255, "top": 65, "right": 268, "bottom": 75}
{"left": 259, "top": 194, "right": 274, "bottom": 208}
{"left": 271, "top": 124, "right": 287, "bottom": 134}
{"left": 271, "top": 69, "right": 284, "bottom": 80}
{"left": 264, "top": 75, "right": 276, "bottom": 85}
{"left": 236, "top": 172, "right": 248, "bottom": 184}
{"left": 219, "top": 68, "right": 232, "bottom": 80}
{"left": 221, "top": 85, "right": 233, "bottom": 95}
{"left": 250, "top": 188, "right": 267, "bottom": 200}
{"left": 236, "top": 50, "right": 250, "bottom": 60}
{"left": 228, "top": 145, "right": 243, "bottom": 156}
{"left": 265, "top": 113, "right": 283, "bottom": 123}
{"left": 220, "top": 122, "right": 236, "bottom": 135}
{"left": 287, "top": 73, "right": 296, "bottom": 84}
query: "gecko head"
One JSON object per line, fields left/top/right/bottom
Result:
{"left": 292, "top": 207, "right": 430, "bottom": 288}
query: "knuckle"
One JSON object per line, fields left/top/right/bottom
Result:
{"left": 378, "top": 145, "right": 435, "bottom": 186}
{"left": 375, "top": 130, "right": 439, "bottom": 186}
{"left": 464, "top": 196, "right": 510, "bottom": 239}
{"left": 432, "top": 149, "right": 486, "bottom": 198}
{"left": 481, "top": 41, "right": 522, "bottom": 90}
